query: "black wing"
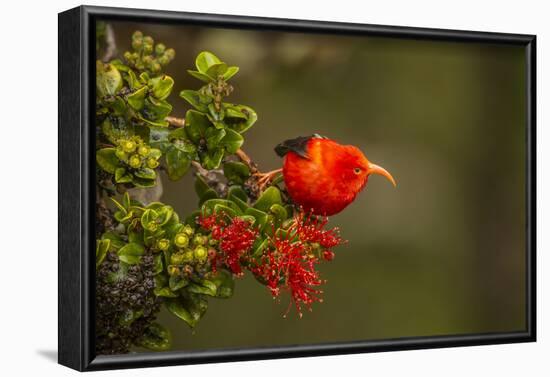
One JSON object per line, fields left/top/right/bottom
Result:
{"left": 274, "top": 134, "right": 326, "bottom": 159}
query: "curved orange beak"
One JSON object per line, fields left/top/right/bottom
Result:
{"left": 367, "top": 162, "right": 396, "bottom": 187}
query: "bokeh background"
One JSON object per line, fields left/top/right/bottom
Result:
{"left": 105, "top": 19, "right": 526, "bottom": 352}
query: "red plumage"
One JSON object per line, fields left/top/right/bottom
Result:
{"left": 278, "top": 136, "right": 395, "bottom": 216}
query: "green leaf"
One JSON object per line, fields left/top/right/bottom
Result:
{"left": 269, "top": 204, "right": 288, "bottom": 222}
{"left": 185, "top": 210, "right": 202, "bottom": 228}
{"left": 96, "top": 239, "right": 110, "bottom": 268}
{"left": 185, "top": 110, "right": 211, "bottom": 143}
{"left": 219, "top": 128, "right": 244, "bottom": 154}
{"left": 224, "top": 105, "right": 258, "bottom": 133}
{"left": 207, "top": 269, "right": 235, "bottom": 298}
{"left": 101, "top": 231, "right": 125, "bottom": 251}
{"left": 141, "top": 98, "right": 172, "bottom": 125}
{"left": 150, "top": 75, "right": 174, "bottom": 100}
{"left": 222, "top": 66, "right": 239, "bottom": 80}
{"left": 201, "top": 199, "right": 242, "bottom": 217}
{"left": 133, "top": 177, "right": 157, "bottom": 188}
{"left": 213, "top": 204, "right": 239, "bottom": 217}
{"left": 137, "top": 323, "right": 172, "bottom": 351}
{"left": 198, "top": 189, "right": 218, "bottom": 207}
{"left": 194, "top": 175, "right": 210, "bottom": 198}
{"left": 134, "top": 168, "right": 156, "bottom": 180}
{"left": 96, "top": 61, "right": 122, "bottom": 97}
{"left": 188, "top": 280, "right": 218, "bottom": 296}
{"left": 154, "top": 286, "right": 178, "bottom": 298}
{"left": 119, "top": 309, "right": 143, "bottom": 326}
{"left": 195, "top": 51, "right": 222, "bottom": 73}
{"left": 166, "top": 293, "right": 208, "bottom": 328}
{"left": 96, "top": 148, "right": 120, "bottom": 174}
{"left": 114, "top": 167, "right": 132, "bottom": 183}
{"left": 251, "top": 237, "right": 269, "bottom": 257}
{"left": 227, "top": 185, "right": 248, "bottom": 203}
{"left": 207, "top": 103, "right": 225, "bottom": 122}
{"left": 202, "top": 148, "right": 224, "bottom": 170}
{"left": 153, "top": 255, "right": 163, "bottom": 275}
{"left": 205, "top": 62, "right": 228, "bottom": 79}
{"left": 165, "top": 146, "right": 191, "bottom": 181}
{"left": 205, "top": 127, "right": 226, "bottom": 150}
{"left": 169, "top": 275, "right": 189, "bottom": 291}
{"left": 118, "top": 242, "right": 145, "bottom": 264}
{"left": 245, "top": 207, "right": 268, "bottom": 230}
{"left": 127, "top": 86, "right": 147, "bottom": 110}
{"left": 223, "top": 161, "right": 251, "bottom": 185}
{"left": 179, "top": 89, "right": 208, "bottom": 112}
{"left": 141, "top": 209, "right": 159, "bottom": 230}
{"left": 254, "top": 187, "right": 283, "bottom": 212}
{"left": 187, "top": 70, "right": 213, "bottom": 83}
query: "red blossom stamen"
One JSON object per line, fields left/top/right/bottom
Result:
{"left": 200, "top": 213, "right": 258, "bottom": 275}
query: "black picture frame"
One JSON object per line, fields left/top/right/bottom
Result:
{"left": 58, "top": 5, "right": 536, "bottom": 371}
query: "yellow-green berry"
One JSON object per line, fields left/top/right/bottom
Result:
{"left": 122, "top": 140, "right": 136, "bottom": 153}
{"left": 131, "top": 39, "right": 143, "bottom": 51}
{"left": 157, "top": 238, "right": 170, "bottom": 251}
{"left": 194, "top": 246, "right": 208, "bottom": 262}
{"left": 183, "top": 225, "right": 194, "bottom": 236}
{"left": 170, "top": 252, "right": 185, "bottom": 265}
{"left": 193, "top": 235, "right": 206, "bottom": 246}
{"left": 174, "top": 233, "right": 189, "bottom": 248}
{"left": 146, "top": 157, "right": 159, "bottom": 169}
{"left": 182, "top": 250, "right": 194, "bottom": 263}
{"left": 155, "top": 43, "right": 166, "bottom": 55}
{"left": 167, "top": 265, "right": 179, "bottom": 276}
{"left": 138, "top": 145, "right": 150, "bottom": 156}
{"left": 128, "top": 154, "right": 141, "bottom": 168}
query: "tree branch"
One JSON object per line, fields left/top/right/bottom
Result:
{"left": 165, "top": 116, "right": 185, "bottom": 127}
{"left": 102, "top": 24, "right": 117, "bottom": 62}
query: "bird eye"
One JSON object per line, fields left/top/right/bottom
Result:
{"left": 353, "top": 167, "right": 362, "bottom": 174}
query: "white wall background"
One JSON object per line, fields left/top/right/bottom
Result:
{"left": 0, "top": 0, "right": 546, "bottom": 375}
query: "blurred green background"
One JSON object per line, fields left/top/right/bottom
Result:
{"left": 106, "top": 20, "right": 526, "bottom": 352}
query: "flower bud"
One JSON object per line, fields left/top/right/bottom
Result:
{"left": 121, "top": 140, "right": 136, "bottom": 153}
{"left": 158, "top": 56, "right": 169, "bottom": 66}
{"left": 183, "top": 225, "right": 194, "bottom": 236}
{"left": 155, "top": 43, "right": 166, "bottom": 55}
{"left": 143, "top": 36, "right": 154, "bottom": 46}
{"left": 157, "top": 238, "right": 170, "bottom": 251}
{"left": 167, "top": 265, "right": 179, "bottom": 276}
{"left": 322, "top": 250, "right": 335, "bottom": 261}
{"left": 174, "top": 233, "right": 189, "bottom": 248}
{"left": 194, "top": 246, "right": 208, "bottom": 262}
{"left": 193, "top": 235, "right": 206, "bottom": 246}
{"left": 132, "top": 31, "right": 143, "bottom": 41}
{"left": 170, "top": 252, "right": 185, "bottom": 265}
{"left": 138, "top": 145, "right": 150, "bottom": 156}
{"left": 182, "top": 250, "right": 194, "bottom": 263}
{"left": 151, "top": 62, "right": 161, "bottom": 74}
{"left": 208, "top": 238, "right": 218, "bottom": 246}
{"left": 146, "top": 157, "right": 159, "bottom": 169}
{"left": 128, "top": 155, "right": 141, "bottom": 168}
{"left": 131, "top": 39, "right": 143, "bottom": 51}
{"left": 123, "top": 51, "right": 133, "bottom": 62}
{"left": 142, "top": 55, "right": 153, "bottom": 65}
{"left": 164, "top": 48, "right": 175, "bottom": 60}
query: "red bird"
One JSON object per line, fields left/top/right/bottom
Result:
{"left": 273, "top": 135, "right": 396, "bottom": 216}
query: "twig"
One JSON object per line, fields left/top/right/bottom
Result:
{"left": 102, "top": 24, "right": 117, "bottom": 62}
{"left": 165, "top": 116, "right": 185, "bottom": 127}
{"left": 235, "top": 149, "right": 258, "bottom": 174}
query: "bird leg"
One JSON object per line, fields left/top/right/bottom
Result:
{"left": 254, "top": 168, "right": 283, "bottom": 190}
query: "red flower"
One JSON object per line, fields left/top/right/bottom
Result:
{"left": 252, "top": 231, "right": 324, "bottom": 318}
{"left": 292, "top": 211, "right": 344, "bottom": 250}
{"left": 200, "top": 214, "right": 257, "bottom": 275}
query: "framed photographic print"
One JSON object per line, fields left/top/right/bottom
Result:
{"left": 58, "top": 5, "right": 536, "bottom": 371}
